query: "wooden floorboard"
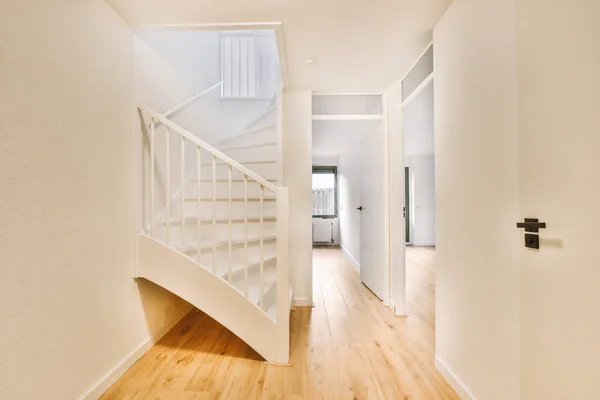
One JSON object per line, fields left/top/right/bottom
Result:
{"left": 100, "top": 246, "right": 458, "bottom": 400}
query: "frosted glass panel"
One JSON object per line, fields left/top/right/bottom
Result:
{"left": 312, "top": 94, "right": 382, "bottom": 115}
{"left": 402, "top": 46, "right": 433, "bottom": 100}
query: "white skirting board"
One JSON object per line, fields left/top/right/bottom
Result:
{"left": 79, "top": 304, "right": 192, "bottom": 400}
{"left": 340, "top": 245, "right": 360, "bottom": 270}
{"left": 412, "top": 242, "right": 436, "bottom": 247}
{"left": 435, "top": 356, "right": 476, "bottom": 400}
{"left": 293, "top": 297, "right": 313, "bottom": 307}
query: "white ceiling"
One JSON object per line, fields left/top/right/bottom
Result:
{"left": 105, "top": 0, "right": 451, "bottom": 92}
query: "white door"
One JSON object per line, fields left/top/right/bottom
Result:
{"left": 435, "top": 1, "right": 600, "bottom": 397}
{"left": 359, "top": 123, "right": 387, "bottom": 300}
{"left": 517, "top": 2, "right": 600, "bottom": 398}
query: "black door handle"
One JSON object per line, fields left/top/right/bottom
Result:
{"left": 516, "top": 218, "right": 546, "bottom": 233}
{"left": 357, "top": 206, "right": 363, "bottom": 211}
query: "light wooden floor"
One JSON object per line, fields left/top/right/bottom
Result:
{"left": 100, "top": 246, "right": 458, "bottom": 399}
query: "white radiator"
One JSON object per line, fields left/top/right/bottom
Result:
{"left": 313, "top": 219, "right": 334, "bottom": 244}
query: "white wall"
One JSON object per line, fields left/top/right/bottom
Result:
{"left": 312, "top": 155, "right": 339, "bottom": 166}
{"left": 338, "top": 139, "right": 362, "bottom": 269}
{"left": 0, "top": 2, "right": 190, "bottom": 399}
{"left": 434, "top": 0, "right": 521, "bottom": 399}
{"left": 134, "top": 29, "right": 274, "bottom": 145}
{"left": 283, "top": 92, "right": 313, "bottom": 306}
{"left": 405, "top": 155, "right": 435, "bottom": 245}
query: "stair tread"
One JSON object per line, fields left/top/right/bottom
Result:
{"left": 193, "top": 178, "right": 278, "bottom": 183}
{"left": 166, "top": 216, "right": 277, "bottom": 224}
{"left": 184, "top": 197, "right": 277, "bottom": 202}
{"left": 243, "top": 122, "right": 277, "bottom": 135}
{"left": 179, "top": 235, "right": 277, "bottom": 252}
{"left": 230, "top": 264, "right": 278, "bottom": 308}
{"left": 196, "top": 254, "right": 276, "bottom": 278}
{"left": 200, "top": 160, "right": 277, "bottom": 167}
{"left": 244, "top": 108, "right": 276, "bottom": 131}
{"left": 219, "top": 141, "right": 278, "bottom": 152}
{"left": 221, "top": 255, "right": 277, "bottom": 279}
{"left": 266, "top": 282, "right": 293, "bottom": 320}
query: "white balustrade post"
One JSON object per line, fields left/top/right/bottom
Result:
{"left": 150, "top": 118, "right": 155, "bottom": 237}
{"left": 166, "top": 127, "right": 171, "bottom": 247}
{"left": 259, "top": 185, "right": 264, "bottom": 309}
{"left": 228, "top": 165, "right": 233, "bottom": 284}
{"left": 276, "top": 187, "right": 290, "bottom": 364}
{"left": 181, "top": 136, "right": 185, "bottom": 253}
{"left": 244, "top": 176, "right": 249, "bottom": 297}
{"left": 212, "top": 155, "right": 217, "bottom": 273}
{"left": 197, "top": 147, "right": 202, "bottom": 262}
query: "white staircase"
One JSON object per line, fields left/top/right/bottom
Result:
{"left": 135, "top": 102, "right": 290, "bottom": 364}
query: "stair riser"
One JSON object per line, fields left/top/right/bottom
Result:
{"left": 260, "top": 280, "right": 278, "bottom": 311}
{"left": 245, "top": 108, "right": 276, "bottom": 131}
{"left": 200, "top": 163, "right": 278, "bottom": 179}
{"left": 217, "top": 126, "right": 277, "bottom": 149}
{"left": 198, "top": 242, "right": 277, "bottom": 263}
{"left": 196, "top": 244, "right": 277, "bottom": 271}
{"left": 220, "top": 145, "right": 278, "bottom": 163}
{"left": 157, "top": 221, "right": 277, "bottom": 242}
{"left": 185, "top": 181, "right": 278, "bottom": 198}
{"left": 231, "top": 262, "right": 278, "bottom": 308}
{"left": 177, "top": 201, "right": 277, "bottom": 218}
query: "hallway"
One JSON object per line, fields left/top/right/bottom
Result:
{"left": 100, "top": 247, "right": 457, "bottom": 399}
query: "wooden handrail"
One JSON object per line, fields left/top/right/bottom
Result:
{"left": 137, "top": 104, "right": 278, "bottom": 193}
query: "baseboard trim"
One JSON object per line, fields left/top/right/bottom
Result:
{"left": 412, "top": 242, "right": 436, "bottom": 247}
{"left": 340, "top": 245, "right": 360, "bottom": 270}
{"left": 79, "top": 305, "right": 193, "bottom": 400}
{"left": 293, "top": 297, "right": 313, "bottom": 307}
{"left": 435, "top": 355, "right": 476, "bottom": 400}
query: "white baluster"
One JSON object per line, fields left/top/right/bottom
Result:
{"left": 238, "top": 36, "right": 242, "bottom": 97}
{"left": 244, "top": 175, "right": 248, "bottom": 297}
{"left": 212, "top": 155, "right": 217, "bottom": 274}
{"left": 166, "top": 127, "right": 171, "bottom": 247}
{"left": 260, "top": 184, "right": 264, "bottom": 309}
{"left": 197, "top": 147, "right": 202, "bottom": 263}
{"left": 150, "top": 118, "right": 155, "bottom": 237}
{"left": 228, "top": 165, "right": 232, "bottom": 284}
{"left": 181, "top": 136, "right": 185, "bottom": 253}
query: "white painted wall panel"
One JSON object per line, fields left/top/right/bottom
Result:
{"left": 0, "top": 2, "right": 190, "bottom": 399}
{"left": 283, "top": 92, "right": 313, "bottom": 304}
{"left": 434, "top": 1, "right": 521, "bottom": 398}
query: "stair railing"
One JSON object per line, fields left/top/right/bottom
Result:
{"left": 157, "top": 81, "right": 223, "bottom": 125}
{"left": 137, "top": 104, "right": 289, "bottom": 332}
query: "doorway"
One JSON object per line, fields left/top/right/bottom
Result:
{"left": 311, "top": 93, "right": 386, "bottom": 303}
{"left": 387, "top": 43, "right": 435, "bottom": 320}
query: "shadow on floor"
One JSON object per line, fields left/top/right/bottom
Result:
{"left": 156, "top": 307, "right": 265, "bottom": 362}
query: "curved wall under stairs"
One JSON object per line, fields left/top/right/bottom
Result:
{"left": 137, "top": 235, "right": 282, "bottom": 362}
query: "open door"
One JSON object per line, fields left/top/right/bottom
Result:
{"left": 359, "top": 123, "right": 387, "bottom": 300}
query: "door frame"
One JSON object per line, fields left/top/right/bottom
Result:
{"left": 386, "top": 41, "right": 433, "bottom": 316}
{"left": 405, "top": 167, "right": 411, "bottom": 244}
